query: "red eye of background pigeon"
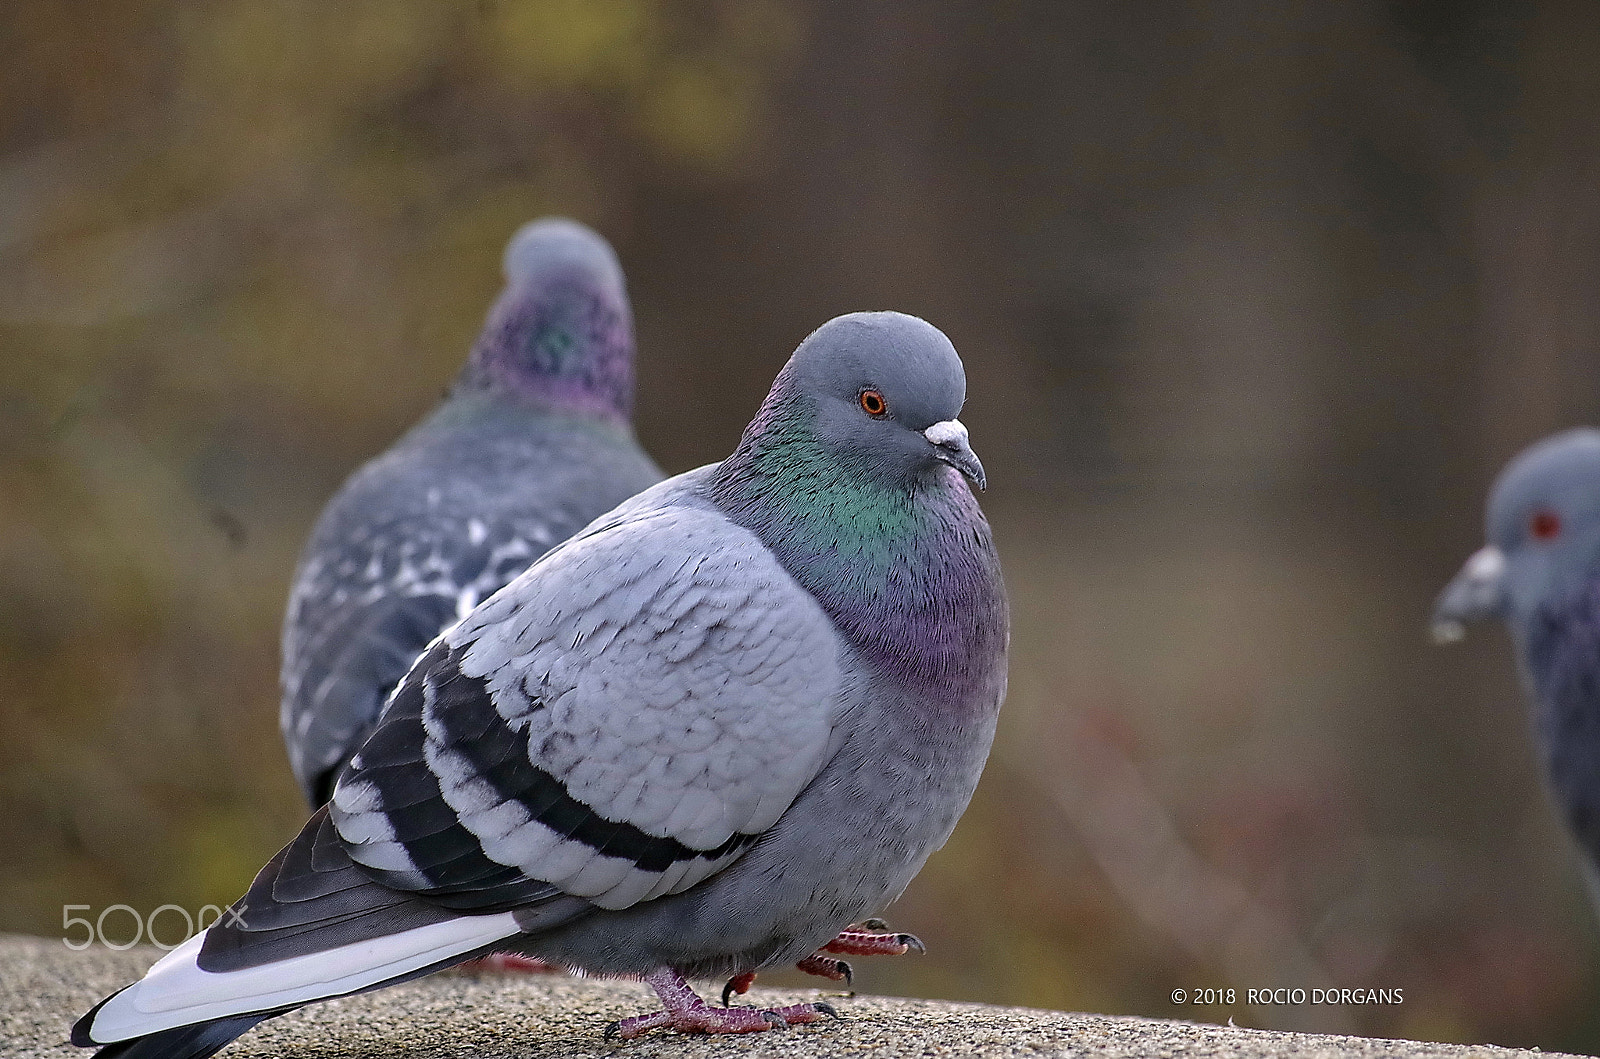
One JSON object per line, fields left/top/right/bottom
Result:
{"left": 1530, "top": 509, "right": 1562, "bottom": 541}
{"left": 859, "top": 389, "right": 888, "bottom": 416}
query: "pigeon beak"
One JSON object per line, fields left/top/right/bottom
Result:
{"left": 924, "top": 419, "right": 986, "bottom": 490}
{"left": 1431, "top": 544, "right": 1508, "bottom": 643}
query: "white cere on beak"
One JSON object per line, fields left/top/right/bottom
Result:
{"left": 924, "top": 420, "right": 969, "bottom": 448}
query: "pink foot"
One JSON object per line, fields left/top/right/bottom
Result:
{"left": 607, "top": 968, "right": 839, "bottom": 1039}
{"left": 821, "top": 918, "right": 925, "bottom": 957}
{"left": 796, "top": 953, "right": 852, "bottom": 984}
{"left": 456, "top": 953, "right": 560, "bottom": 974}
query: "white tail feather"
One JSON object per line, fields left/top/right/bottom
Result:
{"left": 87, "top": 912, "right": 522, "bottom": 1043}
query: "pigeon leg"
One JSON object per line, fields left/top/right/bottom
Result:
{"left": 455, "top": 953, "right": 561, "bottom": 974}
{"left": 821, "top": 920, "right": 926, "bottom": 957}
{"left": 606, "top": 968, "right": 838, "bottom": 1039}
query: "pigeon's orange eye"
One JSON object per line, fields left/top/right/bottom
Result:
{"left": 859, "top": 389, "right": 888, "bottom": 417}
{"left": 1530, "top": 509, "right": 1562, "bottom": 541}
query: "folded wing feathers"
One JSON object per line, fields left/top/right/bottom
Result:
{"left": 329, "top": 505, "right": 839, "bottom": 913}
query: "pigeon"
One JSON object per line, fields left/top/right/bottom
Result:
{"left": 73, "top": 311, "right": 1009, "bottom": 1056}
{"left": 280, "top": 218, "right": 664, "bottom": 808}
{"left": 1434, "top": 427, "right": 1600, "bottom": 908}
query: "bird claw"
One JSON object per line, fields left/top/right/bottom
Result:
{"left": 607, "top": 1001, "right": 830, "bottom": 1038}
{"left": 765, "top": 1002, "right": 837, "bottom": 1028}
{"left": 721, "top": 971, "right": 757, "bottom": 1007}
{"left": 796, "top": 954, "right": 852, "bottom": 984}
{"left": 613, "top": 969, "right": 840, "bottom": 1038}
{"left": 821, "top": 922, "right": 925, "bottom": 957}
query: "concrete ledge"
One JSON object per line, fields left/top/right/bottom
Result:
{"left": 2, "top": 935, "right": 1577, "bottom": 1059}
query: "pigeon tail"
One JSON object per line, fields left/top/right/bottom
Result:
{"left": 73, "top": 1010, "right": 273, "bottom": 1059}
{"left": 72, "top": 807, "right": 528, "bottom": 1052}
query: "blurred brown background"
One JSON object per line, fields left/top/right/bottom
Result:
{"left": 6, "top": 0, "right": 1600, "bottom": 1051}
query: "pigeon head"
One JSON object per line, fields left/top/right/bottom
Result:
{"left": 457, "top": 218, "right": 635, "bottom": 420}
{"left": 711, "top": 312, "right": 1003, "bottom": 698}
{"left": 1434, "top": 428, "right": 1600, "bottom": 643}
{"left": 723, "top": 311, "right": 984, "bottom": 495}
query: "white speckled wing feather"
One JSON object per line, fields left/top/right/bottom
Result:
{"left": 280, "top": 510, "right": 555, "bottom": 797}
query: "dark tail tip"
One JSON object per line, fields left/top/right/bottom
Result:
{"left": 74, "top": 1014, "right": 274, "bottom": 1059}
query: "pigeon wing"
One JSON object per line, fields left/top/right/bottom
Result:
{"left": 281, "top": 507, "right": 554, "bottom": 804}
{"left": 330, "top": 501, "right": 843, "bottom": 912}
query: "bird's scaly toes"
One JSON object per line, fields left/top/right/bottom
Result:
{"left": 821, "top": 923, "right": 925, "bottom": 957}
{"left": 796, "top": 953, "right": 852, "bottom": 984}
{"left": 606, "top": 1000, "right": 836, "bottom": 1039}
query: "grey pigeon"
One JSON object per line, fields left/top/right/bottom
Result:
{"left": 1434, "top": 427, "right": 1600, "bottom": 909}
{"left": 73, "top": 311, "right": 1008, "bottom": 1057}
{"left": 280, "top": 218, "right": 663, "bottom": 807}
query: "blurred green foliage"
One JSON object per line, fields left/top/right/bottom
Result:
{"left": 8, "top": 0, "right": 1600, "bottom": 1053}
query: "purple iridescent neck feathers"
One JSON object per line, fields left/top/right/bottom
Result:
{"left": 710, "top": 314, "right": 1007, "bottom": 704}
{"left": 457, "top": 218, "right": 635, "bottom": 421}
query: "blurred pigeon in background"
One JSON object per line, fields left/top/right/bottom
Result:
{"left": 73, "top": 311, "right": 1008, "bottom": 1057}
{"left": 1434, "top": 428, "right": 1600, "bottom": 908}
{"left": 280, "top": 219, "right": 664, "bottom": 808}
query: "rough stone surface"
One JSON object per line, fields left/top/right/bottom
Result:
{"left": 2, "top": 934, "right": 1580, "bottom": 1059}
